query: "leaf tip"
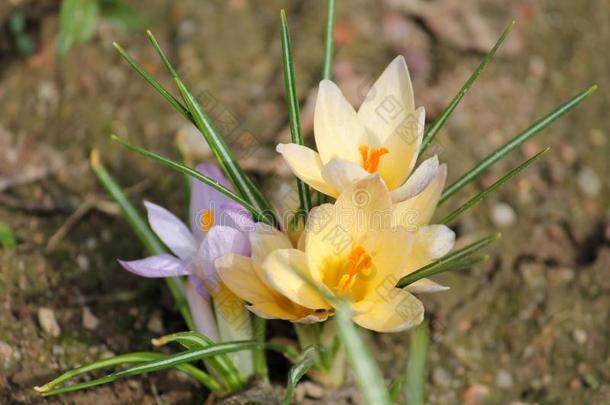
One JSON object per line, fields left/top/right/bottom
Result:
{"left": 151, "top": 337, "right": 166, "bottom": 347}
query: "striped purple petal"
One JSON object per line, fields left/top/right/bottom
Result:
{"left": 144, "top": 201, "right": 197, "bottom": 261}
{"left": 118, "top": 254, "right": 191, "bottom": 278}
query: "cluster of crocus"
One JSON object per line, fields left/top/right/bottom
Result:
{"left": 121, "top": 56, "right": 454, "bottom": 342}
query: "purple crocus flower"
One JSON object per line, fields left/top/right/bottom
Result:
{"left": 118, "top": 164, "right": 255, "bottom": 344}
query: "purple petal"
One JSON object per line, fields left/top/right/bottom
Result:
{"left": 186, "top": 278, "right": 219, "bottom": 341}
{"left": 145, "top": 201, "right": 197, "bottom": 261}
{"left": 118, "top": 254, "right": 191, "bottom": 278}
{"left": 189, "top": 274, "right": 210, "bottom": 300}
{"left": 189, "top": 163, "right": 234, "bottom": 241}
{"left": 196, "top": 226, "right": 251, "bottom": 294}
{"left": 219, "top": 201, "right": 255, "bottom": 232}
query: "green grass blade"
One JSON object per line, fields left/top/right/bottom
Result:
{"left": 252, "top": 316, "right": 268, "bottom": 379}
{"left": 90, "top": 150, "right": 194, "bottom": 330}
{"left": 322, "top": 0, "right": 336, "bottom": 80}
{"left": 111, "top": 136, "right": 272, "bottom": 225}
{"left": 397, "top": 234, "right": 500, "bottom": 288}
{"left": 280, "top": 10, "right": 312, "bottom": 219}
{"left": 282, "top": 345, "right": 321, "bottom": 405}
{"left": 440, "top": 85, "right": 597, "bottom": 204}
{"left": 113, "top": 42, "right": 190, "bottom": 119}
{"left": 57, "top": 0, "right": 99, "bottom": 57}
{"left": 441, "top": 148, "right": 549, "bottom": 224}
{"left": 403, "top": 321, "right": 430, "bottom": 405}
{"left": 35, "top": 352, "right": 221, "bottom": 396}
{"left": 336, "top": 303, "right": 392, "bottom": 405}
{"left": 174, "top": 78, "right": 278, "bottom": 225}
{"left": 419, "top": 21, "right": 514, "bottom": 155}
{"left": 389, "top": 375, "right": 403, "bottom": 403}
{"left": 153, "top": 331, "right": 242, "bottom": 390}
{"left": 146, "top": 30, "right": 179, "bottom": 79}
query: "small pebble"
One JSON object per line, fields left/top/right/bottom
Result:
{"left": 0, "top": 340, "right": 14, "bottom": 364}
{"left": 432, "top": 367, "right": 451, "bottom": 388}
{"left": 463, "top": 384, "right": 490, "bottom": 404}
{"left": 82, "top": 307, "right": 100, "bottom": 331}
{"left": 38, "top": 307, "right": 61, "bottom": 337}
{"left": 496, "top": 370, "right": 514, "bottom": 388}
{"left": 572, "top": 329, "right": 587, "bottom": 345}
{"left": 490, "top": 202, "right": 517, "bottom": 228}
{"left": 76, "top": 254, "right": 90, "bottom": 271}
{"left": 577, "top": 167, "right": 601, "bottom": 198}
{"left": 147, "top": 312, "right": 164, "bottom": 334}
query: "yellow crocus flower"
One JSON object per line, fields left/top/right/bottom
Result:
{"left": 250, "top": 176, "right": 455, "bottom": 332}
{"left": 215, "top": 222, "right": 332, "bottom": 323}
{"left": 277, "top": 56, "right": 443, "bottom": 203}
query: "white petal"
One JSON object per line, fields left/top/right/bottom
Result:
{"left": 401, "top": 225, "right": 455, "bottom": 276}
{"left": 357, "top": 56, "right": 415, "bottom": 143}
{"left": 321, "top": 159, "right": 371, "bottom": 192}
{"left": 391, "top": 155, "right": 439, "bottom": 202}
{"left": 276, "top": 143, "right": 338, "bottom": 197}
{"left": 145, "top": 201, "right": 197, "bottom": 260}
{"left": 314, "top": 80, "right": 367, "bottom": 164}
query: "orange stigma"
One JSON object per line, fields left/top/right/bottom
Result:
{"left": 358, "top": 145, "right": 389, "bottom": 173}
{"left": 200, "top": 209, "right": 215, "bottom": 232}
{"left": 339, "top": 245, "right": 372, "bottom": 292}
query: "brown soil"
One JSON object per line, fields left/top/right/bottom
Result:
{"left": 1, "top": 0, "right": 608, "bottom": 404}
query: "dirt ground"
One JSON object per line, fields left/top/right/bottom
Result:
{"left": 0, "top": 0, "right": 608, "bottom": 404}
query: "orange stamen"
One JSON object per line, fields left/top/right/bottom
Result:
{"left": 358, "top": 145, "right": 389, "bottom": 173}
{"left": 339, "top": 245, "right": 372, "bottom": 292}
{"left": 200, "top": 209, "right": 215, "bottom": 232}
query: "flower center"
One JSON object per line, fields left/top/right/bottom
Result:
{"left": 199, "top": 209, "right": 215, "bottom": 232}
{"left": 359, "top": 145, "right": 389, "bottom": 173}
{"left": 337, "top": 245, "right": 372, "bottom": 293}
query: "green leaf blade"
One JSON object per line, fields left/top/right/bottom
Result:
{"left": 282, "top": 345, "right": 321, "bottom": 405}
{"left": 322, "top": 0, "right": 337, "bottom": 81}
{"left": 336, "top": 303, "right": 392, "bottom": 405}
{"left": 441, "top": 147, "right": 549, "bottom": 224}
{"left": 280, "top": 10, "right": 312, "bottom": 219}
{"left": 419, "top": 21, "right": 515, "bottom": 155}
{"left": 90, "top": 150, "right": 194, "bottom": 330}
{"left": 397, "top": 234, "right": 499, "bottom": 288}
{"left": 403, "top": 321, "right": 430, "bottom": 405}
{"left": 440, "top": 85, "right": 596, "bottom": 204}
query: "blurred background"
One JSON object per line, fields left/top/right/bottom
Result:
{"left": 0, "top": 0, "right": 608, "bottom": 403}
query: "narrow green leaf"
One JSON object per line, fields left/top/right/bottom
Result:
{"left": 280, "top": 10, "right": 312, "bottom": 219}
{"left": 36, "top": 352, "right": 221, "bottom": 396}
{"left": 322, "top": 0, "right": 336, "bottom": 81}
{"left": 113, "top": 42, "right": 190, "bottom": 119}
{"left": 110, "top": 136, "right": 272, "bottom": 225}
{"left": 174, "top": 78, "right": 278, "bottom": 225}
{"left": 403, "top": 321, "right": 430, "bottom": 405}
{"left": 397, "top": 234, "right": 499, "bottom": 288}
{"left": 389, "top": 376, "right": 403, "bottom": 403}
{"left": 146, "top": 30, "right": 179, "bottom": 79}
{"left": 0, "top": 222, "right": 16, "bottom": 248}
{"left": 90, "top": 150, "right": 194, "bottom": 330}
{"left": 440, "top": 85, "right": 597, "bottom": 204}
{"left": 252, "top": 316, "right": 268, "bottom": 379}
{"left": 153, "top": 331, "right": 242, "bottom": 390}
{"left": 336, "top": 303, "right": 392, "bottom": 405}
{"left": 282, "top": 345, "right": 321, "bottom": 405}
{"left": 58, "top": 0, "right": 99, "bottom": 57}
{"left": 441, "top": 148, "right": 549, "bottom": 224}
{"left": 419, "top": 21, "right": 514, "bottom": 155}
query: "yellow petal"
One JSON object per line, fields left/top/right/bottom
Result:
{"left": 400, "top": 225, "right": 455, "bottom": 277}
{"left": 405, "top": 278, "right": 450, "bottom": 294}
{"left": 377, "top": 107, "right": 425, "bottom": 190}
{"left": 390, "top": 155, "right": 439, "bottom": 202}
{"left": 321, "top": 159, "right": 371, "bottom": 192}
{"left": 262, "top": 248, "right": 330, "bottom": 310}
{"left": 215, "top": 253, "right": 277, "bottom": 304}
{"left": 357, "top": 56, "right": 416, "bottom": 143}
{"left": 392, "top": 164, "right": 446, "bottom": 230}
{"left": 334, "top": 175, "right": 393, "bottom": 239}
{"left": 314, "top": 80, "right": 367, "bottom": 165}
{"left": 249, "top": 222, "right": 293, "bottom": 270}
{"left": 276, "top": 143, "right": 338, "bottom": 197}
{"left": 246, "top": 302, "right": 301, "bottom": 321}
{"left": 352, "top": 288, "right": 424, "bottom": 332}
